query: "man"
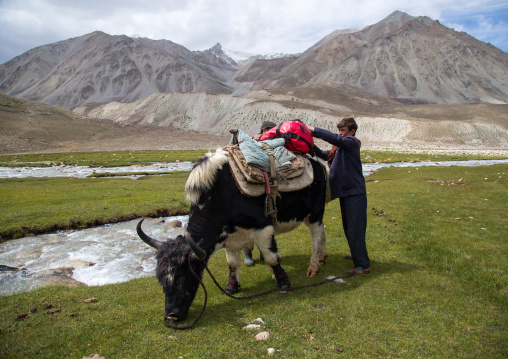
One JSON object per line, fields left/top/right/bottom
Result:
{"left": 242, "top": 120, "right": 277, "bottom": 266}
{"left": 308, "top": 117, "right": 371, "bottom": 275}
{"left": 253, "top": 120, "right": 276, "bottom": 141}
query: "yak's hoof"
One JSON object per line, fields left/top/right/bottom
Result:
{"left": 277, "top": 280, "right": 290, "bottom": 294}
{"left": 307, "top": 268, "right": 318, "bottom": 277}
{"left": 225, "top": 285, "right": 239, "bottom": 295}
{"left": 278, "top": 284, "right": 290, "bottom": 294}
{"left": 244, "top": 257, "right": 255, "bottom": 267}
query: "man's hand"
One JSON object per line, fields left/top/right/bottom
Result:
{"left": 308, "top": 126, "right": 315, "bottom": 133}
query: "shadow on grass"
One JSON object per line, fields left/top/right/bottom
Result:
{"left": 177, "top": 254, "right": 420, "bottom": 329}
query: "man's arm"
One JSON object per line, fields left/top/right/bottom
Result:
{"left": 313, "top": 144, "right": 329, "bottom": 161}
{"left": 310, "top": 126, "right": 358, "bottom": 150}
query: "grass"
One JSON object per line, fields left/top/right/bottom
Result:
{"left": 0, "top": 172, "right": 190, "bottom": 241}
{"left": 360, "top": 150, "right": 507, "bottom": 163}
{"left": 0, "top": 153, "right": 507, "bottom": 358}
{"left": 0, "top": 150, "right": 208, "bottom": 168}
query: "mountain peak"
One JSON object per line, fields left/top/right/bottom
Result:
{"left": 381, "top": 10, "right": 414, "bottom": 25}
{"left": 209, "top": 43, "right": 223, "bottom": 51}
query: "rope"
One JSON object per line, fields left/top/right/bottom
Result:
{"left": 204, "top": 262, "right": 352, "bottom": 299}
{"left": 165, "top": 253, "right": 351, "bottom": 329}
{"left": 163, "top": 253, "right": 208, "bottom": 330}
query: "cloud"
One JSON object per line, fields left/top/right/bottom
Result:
{"left": 0, "top": 0, "right": 506, "bottom": 64}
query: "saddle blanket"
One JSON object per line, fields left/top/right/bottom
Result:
{"left": 224, "top": 144, "right": 314, "bottom": 197}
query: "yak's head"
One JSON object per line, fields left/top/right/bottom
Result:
{"left": 137, "top": 219, "right": 207, "bottom": 321}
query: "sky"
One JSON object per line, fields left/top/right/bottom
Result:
{"left": 0, "top": 0, "right": 507, "bottom": 64}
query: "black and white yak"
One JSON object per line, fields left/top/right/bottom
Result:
{"left": 137, "top": 148, "right": 329, "bottom": 321}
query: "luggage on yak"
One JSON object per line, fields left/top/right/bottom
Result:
{"left": 260, "top": 119, "right": 314, "bottom": 155}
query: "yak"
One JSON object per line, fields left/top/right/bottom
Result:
{"left": 137, "top": 148, "right": 329, "bottom": 321}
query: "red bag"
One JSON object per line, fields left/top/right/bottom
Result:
{"left": 260, "top": 119, "right": 314, "bottom": 154}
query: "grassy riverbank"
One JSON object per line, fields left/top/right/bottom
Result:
{"left": 0, "top": 172, "right": 189, "bottom": 241}
{"left": 0, "top": 161, "right": 506, "bottom": 358}
{"left": 1, "top": 149, "right": 506, "bottom": 168}
{"left": 0, "top": 150, "right": 207, "bottom": 168}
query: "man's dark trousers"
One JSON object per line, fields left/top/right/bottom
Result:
{"left": 340, "top": 193, "right": 370, "bottom": 269}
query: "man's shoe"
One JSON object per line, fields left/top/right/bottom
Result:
{"left": 347, "top": 266, "right": 371, "bottom": 275}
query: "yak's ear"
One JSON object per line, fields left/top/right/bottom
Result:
{"left": 186, "top": 236, "right": 207, "bottom": 260}
{"left": 136, "top": 219, "right": 163, "bottom": 249}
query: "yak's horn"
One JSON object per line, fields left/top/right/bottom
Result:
{"left": 136, "top": 219, "right": 163, "bottom": 249}
{"left": 186, "top": 236, "right": 207, "bottom": 261}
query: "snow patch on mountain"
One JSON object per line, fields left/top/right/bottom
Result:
{"left": 222, "top": 44, "right": 298, "bottom": 63}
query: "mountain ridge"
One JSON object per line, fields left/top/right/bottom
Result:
{"left": 233, "top": 11, "right": 508, "bottom": 104}
{"left": 0, "top": 11, "right": 507, "bottom": 109}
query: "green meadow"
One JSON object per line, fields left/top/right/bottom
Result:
{"left": 0, "top": 150, "right": 506, "bottom": 358}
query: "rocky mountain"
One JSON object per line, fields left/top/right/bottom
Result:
{"left": 0, "top": 11, "right": 507, "bottom": 110}
{"left": 234, "top": 11, "right": 508, "bottom": 104}
{"left": 0, "top": 31, "right": 238, "bottom": 109}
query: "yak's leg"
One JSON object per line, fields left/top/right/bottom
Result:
{"left": 255, "top": 227, "right": 291, "bottom": 291}
{"left": 243, "top": 246, "right": 255, "bottom": 267}
{"left": 225, "top": 248, "right": 241, "bottom": 294}
{"left": 271, "top": 263, "right": 290, "bottom": 292}
{"left": 304, "top": 217, "right": 328, "bottom": 277}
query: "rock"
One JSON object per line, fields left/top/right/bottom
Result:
{"left": 30, "top": 306, "right": 37, "bottom": 313}
{"left": 83, "top": 355, "right": 105, "bottom": 359}
{"left": 252, "top": 318, "right": 265, "bottom": 324}
{"left": 43, "top": 302, "right": 52, "bottom": 309}
{"left": 84, "top": 297, "right": 98, "bottom": 303}
{"left": 167, "top": 220, "right": 182, "bottom": 228}
{"left": 256, "top": 332, "right": 270, "bottom": 341}
{"left": 267, "top": 348, "right": 275, "bottom": 356}
{"left": 37, "top": 272, "right": 86, "bottom": 288}
{"left": 0, "top": 264, "right": 21, "bottom": 272}
{"left": 149, "top": 218, "right": 165, "bottom": 225}
{"left": 52, "top": 267, "right": 75, "bottom": 277}
{"left": 242, "top": 324, "right": 262, "bottom": 330}
{"left": 68, "top": 260, "right": 96, "bottom": 268}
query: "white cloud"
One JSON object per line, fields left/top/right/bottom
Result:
{"left": 0, "top": 0, "right": 506, "bottom": 64}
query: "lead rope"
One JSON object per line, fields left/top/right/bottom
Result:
{"left": 165, "top": 252, "right": 352, "bottom": 329}
{"left": 163, "top": 253, "right": 208, "bottom": 330}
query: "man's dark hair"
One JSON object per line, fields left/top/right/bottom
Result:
{"left": 260, "top": 120, "right": 276, "bottom": 131}
{"left": 337, "top": 117, "right": 358, "bottom": 133}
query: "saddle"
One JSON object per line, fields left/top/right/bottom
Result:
{"left": 224, "top": 143, "right": 314, "bottom": 224}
